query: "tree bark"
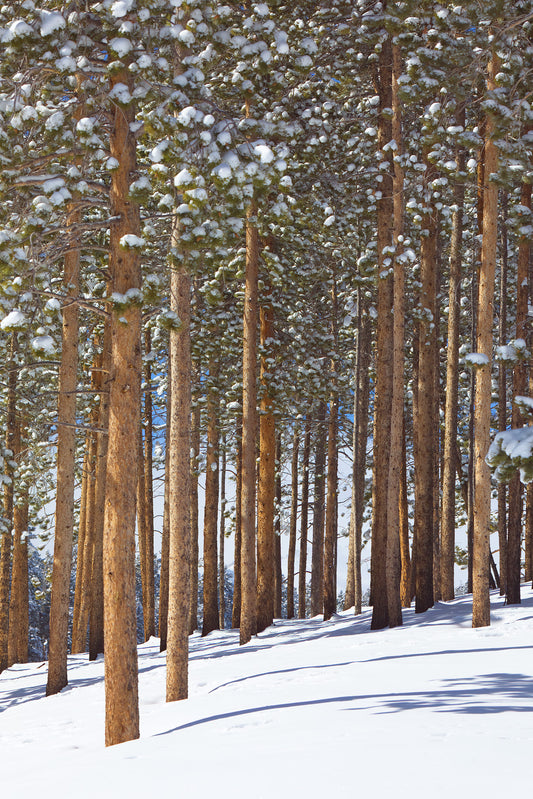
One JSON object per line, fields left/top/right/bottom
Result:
{"left": 103, "top": 66, "right": 141, "bottom": 746}
{"left": 385, "top": 41, "right": 404, "bottom": 628}
{"left": 507, "top": 181, "right": 531, "bottom": 604}
{"left": 232, "top": 416, "right": 243, "bottom": 629}
{"left": 89, "top": 321, "right": 111, "bottom": 661}
{"left": 287, "top": 429, "right": 299, "bottom": 620}
{"left": 274, "top": 434, "right": 282, "bottom": 619}
{"left": 143, "top": 327, "right": 155, "bottom": 639}
{"left": 497, "top": 192, "right": 508, "bottom": 596}
{"left": 47, "top": 201, "right": 80, "bottom": 696}
{"left": 472, "top": 51, "right": 499, "bottom": 629}
{"left": 202, "top": 362, "right": 220, "bottom": 637}
{"left": 239, "top": 197, "right": 259, "bottom": 645}
{"left": 219, "top": 439, "right": 226, "bottom": 630}
{"left": 189, "top": 401, "right": 200, "bottom": 634}
{"left": 441, "top": 112, "right": 465, "bottom": 601}
{"left": 370, "top": 35, "right": 394, "bottom": 630}
{"left": 414, "top": 149, "right": 437, "bottom": 616}
{"left": 159, "top": 382, "right": 171, "bottom": 651}
{"left": 298, "top": 418, "right": 311, "bottom": 619}
{"left": 310, "top": 402, "right": 327, "bottom": 617}
{"left": 257, "top": 299, "right": 276, "bottom": 633}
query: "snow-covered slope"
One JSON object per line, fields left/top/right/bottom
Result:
{"left": 2, "top": 589, "right": 533, "bottom": 798}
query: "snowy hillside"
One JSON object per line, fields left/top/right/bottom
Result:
{"left": 2, "top": 589, "right": 533, "bottom": 798}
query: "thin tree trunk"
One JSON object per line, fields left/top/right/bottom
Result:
{"left": 202, "top": 364, "right": 220, "bottom": 637}
{"left": 298, "top": 418, "right": 311, "bottom": 619}
{"left": 7, "top": 411, "right": 24, "bottom": 666}
{"left": 219, "top": 438, "right": 226, "bottom": 630}
{"left": 166, "top": 253, "right": 192, "bottom": 700}
{"left": 137, "top": 426, "right": 148, "bottom": 636}
{"left": 71, "top": 438, "right": 90, "bottom": 654}
{"left": 0, "top": 333, "right": 17, "bottom": 674}
{"left": 310, "top": 402, "right": 327, "bottom": 616}
{"left": 399, "top": 417, "right": 411, "bottom": 607}
{"left": 103, "top": 65, "right": 141, "bottom": 746}
{"left": 507, "top": 181, "right": 531, "bottom": 603}
{"left": 232, "top": 417, "right": 243, "bottom": 629}
{"left": 473, "top": 51, "right": 499, "bottom": 629}
{"left": 414, "top": 149, "right": 437, "bottom": 615}
{"left": 189, "top": 401, "right": 200, "bottom": 634}
{"left": 323, "top": 393, "right": 338, "bottom": 622}
{"left": 143, "top": 327, "right": 155, "bottom": 639}
{"left": 8, "top": 495, "right": 28, "bottom": 666}
{"left": 385, "top": 41, "right": 404, "bottom": 628}
{"left": 441, "top": 112, "right": 465, "bottom": 601}
{"left": 89, "top": 322, "right": 110, "bottom": 661}
{"left": 47, "top": 202, "right": 80, "bottom": 696}
{"left": 256, "top": 299, "right": 276, "bottom": 634}
{"left": 287, "top": 429, "right": 299, "bottom": 620}
{"left": 159, "top": 383, "right": 171, "bottom": 651}
{"left": 274, "top": 434, "right": 282, "bottom": 618}
{"left": 239, "top": 197, "right": 259, "bottom": 645}
{"left": 496, "top": 193, "right": 509, "bottom": 595}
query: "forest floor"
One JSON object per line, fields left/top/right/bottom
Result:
{"left": 2, "top": 587, "right": 532, "bottom": 797}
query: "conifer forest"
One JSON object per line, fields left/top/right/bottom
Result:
{"left": 0, "top": 0, "right": 532, "bottom": 747}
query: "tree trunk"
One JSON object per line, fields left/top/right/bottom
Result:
{"left": 89, "top": 322, "right": 111, "bottom": 661}
{"left": 441, "top": 112, "right": 465, "bottom": 601}
{"left": 8, "top": 495, "right": 29, "bottom": 666}
{"left": 219, "top": 439, "right": 226, "bottom": 630}
{"left": 323, "top": 392, "right": 338, "bottom": 622}
{"left": 414, "top": 149, "right": 437, "bottom": 616}
{"left": 385, "top": 41, "right": 404, "bottom": 629}
{"left": 159, "top": 383, "right": 171, "bottom": 651}
{"left": 202, "top": 363, "right": 220, "bottom": 637}
{"left": 274, "top": 434, "right": 282, "bottom": 619}
{"left": 310, "top": 402, "right": 327, "bottom": 617}
{"left": 103, "top": 66, "right": 141, "bottom": 746}
{"left": 232, "top": 416, "right": 243, "bottom": 629}
{"left": 0, "top": 333, "right": 17, "bottom": 674}
{"left": 298, "top": 418, "right": 311, "bottom": 619}
{"left": 143, "top": 327, "right": 155, "bottom": 639}
{"left": 47, "top": 201, "right": 80, "bottom": 696}
{"left": 189, "top": 401, "right": 200, "bottom": 634}
{"left": 399, "top": 417, "right": 411, "bottom": 607}
{"left": 71, "top": 434, "right": 92, "bottom": 655}
{"left": 472, "top": 51, "right": 499, "bottom": 629}
{"left": 287, "top": 429, "right": 299, "bottom": 620}
{"left": 497, "top": 192, "right": 508, "bottom": 596}
{"left": 507, "top": 181, "right": 531, "bottom": 604}
{"left": 370, "top": 35, "right": 394, "bottom": 630}
{"left": 257, "top": 299, "right": 276, "bottom": 633}
{"left": 239, "top": 197, "right": 259, "bottom": 645}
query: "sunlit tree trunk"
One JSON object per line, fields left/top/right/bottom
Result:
{"left": 232, "top": 416, "right": 243, "bottom": 629}
{"left": 473, "top": 51, "right": 499, "bottom": 629}
{"left": 159, "top": 385, "right": 171, "bottom": 651}
{"left": 103, "top": 64, "right": 141, "bottom": 745}
{"left": 274, "top": 434, "right": 282, "bottom": 619}
{"left": 257, "top": 298, "right": 276, "bottom": 634}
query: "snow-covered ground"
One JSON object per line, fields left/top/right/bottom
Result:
{"left": 2, "top": 588, "right": 533, "bottom": 798}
